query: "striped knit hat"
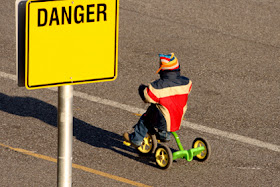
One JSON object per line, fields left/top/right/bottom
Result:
{"left": 156, "top": 53, "right": 180, "bottom": 74}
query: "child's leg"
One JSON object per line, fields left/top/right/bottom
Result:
{"left": 129, "top": 116, "right": 148, "bottom": 146}
{"left": 155, "top": 118, "right": 171, "bottom": 141}
{"left": 157, "top": 130, "right": 171, "bottom": 142}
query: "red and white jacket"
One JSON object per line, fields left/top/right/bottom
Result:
{"left": 141, "top": 71, "right": 192, "bottom": 132}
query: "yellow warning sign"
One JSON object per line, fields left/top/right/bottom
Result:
{"left": 25, "top": 0, "right": 118, "bottom": 89}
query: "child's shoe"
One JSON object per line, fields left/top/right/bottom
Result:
{"left": 123, "top": 132, "right": 140, "bottom": 148}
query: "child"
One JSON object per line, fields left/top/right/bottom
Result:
{"left": 123, "top": 53, "right": 192, "bottom": 147}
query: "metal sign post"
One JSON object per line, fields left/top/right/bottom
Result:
{"left": 57, "top": 85, "right": 73, "bottom": 187}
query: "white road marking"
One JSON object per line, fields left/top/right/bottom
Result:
{"left": 1, "top": 71, "right": 280, "bottom": 153}
{"left": 0, "top": 71, "right": 17, "bottom": 81}
{"left": 182, "top": 121, "right": 280, "bottom": 152}
{"left": 236, "top": 166, "right": 262, "bottom": 170}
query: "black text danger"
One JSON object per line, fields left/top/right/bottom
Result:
{"left": 38, "top": 4, "right": 107, "bottom": 27}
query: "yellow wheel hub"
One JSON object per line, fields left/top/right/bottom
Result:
{"left": 193, "top": 140, "right": 207, "bottom": 159}
{"left": 155, "top": 148, "right": 169, "bottom": 167}
{"left": 138, "top": 134, "right": 152, "bottom": 153}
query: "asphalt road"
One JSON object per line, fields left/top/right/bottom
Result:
{"left": 0, "top": 0, "right": 280, "bottom": 186}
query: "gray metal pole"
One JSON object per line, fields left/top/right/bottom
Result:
{"left": 57, "top": 85, "right": 73, "bottom": 187}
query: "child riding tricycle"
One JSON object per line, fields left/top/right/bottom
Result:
{"left": 123, "top": 53, "right": 210, "bottom": 169}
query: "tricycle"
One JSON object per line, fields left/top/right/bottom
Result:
{"left": 124, "top": 131, "right": 210, "bottom": 169}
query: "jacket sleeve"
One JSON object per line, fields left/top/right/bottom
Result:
{"left": 138, "top": 84, "right": 147, "bottom": 101}
{"left": 142, "top": 84, "right": 160, "bottom": 104}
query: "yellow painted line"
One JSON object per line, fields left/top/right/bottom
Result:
{"left": 133, "top": 113, "right": 142, "bottom": 117}
{"left": 0, "top": 143, "right": 152, "bottom": 187}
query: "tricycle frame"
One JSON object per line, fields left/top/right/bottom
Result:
{"left": 171, "top": 132, "right": 206, "bottom": 162}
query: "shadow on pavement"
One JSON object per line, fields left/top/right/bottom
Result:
{"left": 0, "top": 93, "right": 157, "bottom": 168}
